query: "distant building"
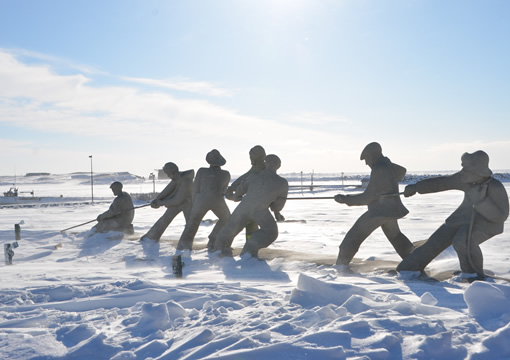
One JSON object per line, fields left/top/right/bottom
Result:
{"left": 25, "top": 172, "right": 50, "bottom": 177}
{"left": 157, "top": 169, "right": 170, "bottom": 179}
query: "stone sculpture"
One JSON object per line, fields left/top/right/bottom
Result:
{"left": 140, "top": 162, "right": 194, "bottom": 242}
{"left": 397, "top": 150, "right": 509, "bottom": 279}
{"left": 92, "top": 182, "right": 134, "bottom": 234}
{"left": 225, "top": 145, "right": 266, "bottom": 201}
{"left": 223, "top": 145, "right": 265, "bottom": 242}
{"left": 213, "top": 154, "right": 289, "bottom": 257}
{"left": 225, "top": 145, "right": 284, "bottom": 228}
{"left": 334, "top": 142, "right": 414, "bottom": 266}
{"left": 176, "top": 149, "right": 231, "bottom": 251}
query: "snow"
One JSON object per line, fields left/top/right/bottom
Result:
{"left": 1, "top": 173, "right": 510, "bottom": 359}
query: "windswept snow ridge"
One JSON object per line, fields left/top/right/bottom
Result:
{"left": 0, "top": 174, "right": 509, "bottom": 359}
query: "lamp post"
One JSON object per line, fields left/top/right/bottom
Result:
{"left": 89, "top": 155, "right": 94, "bottom": 204}
{"left": 149, "top": 172, "right": 156, "bottom": 195}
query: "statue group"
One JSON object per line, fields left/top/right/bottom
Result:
{"left": 334, "top": 143, "right": 508, "bottom": 280}
{"left": 93, "top": 143, "right": 508, "bottom": 279}
{"left": 93, "top": 145, "right": 289, "bottom": 258}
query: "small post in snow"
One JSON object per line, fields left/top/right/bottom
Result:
{"left": 15, "top": 223, "right": 21, "bottom": 240}
{"left": 172, "top": 255, "right": 184, "bottom": 278}
{"left": 4, "top": 242, "right": 18, "bottom": 265}
{"left": 5, "top": 220, "right": 23, "bottom": 265}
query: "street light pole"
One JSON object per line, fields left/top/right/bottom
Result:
{"left": 149, "top": 172, "right": 156, "bottom": 195}
{"left": 89, "top": 155, "right": 94, "bottom": 204}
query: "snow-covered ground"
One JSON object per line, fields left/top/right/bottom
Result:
{"left": 1, "top": 173, "right": 510, "bottom": 360}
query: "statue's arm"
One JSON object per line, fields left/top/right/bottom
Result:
{"left": 98, "top": 198, "right": 121, "bottom": 220}
{"left": 192, "top": 170, "right": 204, "bottom": 200}
{"left": 340, "top": 168, "right": 382, "bottom": 206}
{"left": 474, "top": 181, "right": 509, "bottom": 223}
{"left": 221, "top": 172, "right": 231, "bottom": 195}
{"left": 225, "top": 172, "right": 249, "bottom": 200}
{"left": 162, "top": 178, "right": 193, "bottom": 208}
{"left": 270, "top": 182, "right": 289, "bottom": 213}
{"left": 158, "top": 181, "right": 177, "bottom": 200}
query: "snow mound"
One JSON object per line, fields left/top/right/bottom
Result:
{"left": 469, "top": 322, "right": 510, "bottom": 359}
{"left": 290, "top": 273, "right": 372, "bottom": 307}
{"left": 464, "top": 281, "right": 510, "bottom": 330}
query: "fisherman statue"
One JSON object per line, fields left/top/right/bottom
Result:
{"left": 141, "top": 162, "right": 194, "bottom": 242}
{"left": 176, "top": 149, "right": 231, "bottom": 251}
{"left": 213, "top": 154, "right": 288, "bottom": 257}
{"left": 92, "top": 181, "right": 135, "bottom": 235}
{"left": 397, "top": 150, "right": 509, "bottom": 281}
{"left": 334, "top": 142, "right": 414, "bottom": 267}
{"left": 225, "top": 145, "right": 285, "bottom": 236}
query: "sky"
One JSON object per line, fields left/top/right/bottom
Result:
{"left": 0, "top": 0, "right": 509, "bottom": 177}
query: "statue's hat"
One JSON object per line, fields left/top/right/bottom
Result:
{"left": 206, "top": 149, "right": 226, "bottom": 166}
{"left": 461, "top": 151, "right": 492, "bottom": 177}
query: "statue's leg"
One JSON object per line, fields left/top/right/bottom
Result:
{"left": 452, "top": 226, "right": 491, "bottom": 275}
{"left": 141, "top": 207, "right": 181, "bottom": 241}
{"left": 245, "top": 221, "right": 259, "bottom": 241}
{"left": 123, "top": 224, "right": 134, "bottom": 235}
{"left": 213, "top": 210, "right": 246, "bottom": 255}
{"left": 208, "top": 201, "right": 231, "bottom": 250}
{"left": 177, "top": 202, "right": 209, "bottom": 250}
{"left": 182, "top": 199, "right": 192, "bottom": 222}
{"left": 336, "top": 212, "right": 381, "bottom": 265}
{"left": 241, "top": 210, "right": 278, "bottom": 257}
{"left": 397, "top": 223, "right": 457, "bottom": 272}
{"left": 95, "top": 219, "right": 119, "bottom": 233}
{"left": 381, "top": 219, "right": 415, "bottom": 259}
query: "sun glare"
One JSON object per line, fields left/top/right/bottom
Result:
{"left": 262, "top": 0, "right": 308, "bottom": 18}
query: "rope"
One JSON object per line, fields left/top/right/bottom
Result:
{"left": 60, "top": 203, "right": 151, "bottom": 232}
{"left": 466, "top": 204, "right": 485, "bottom": 278}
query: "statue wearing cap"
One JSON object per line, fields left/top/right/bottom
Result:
{"left": 398, "top": 150, "right": 509, "bottom": 279}
{"left": 224, "top": 145, "right": 285, "bottom": 243}
{"left": 334, "top": 142, "right": 414, "bottom": 266}
{"left": 141, "top": 162, "right": 194, "bottom": 242}
{"left": 225, "top": 145, "right": 266, "bottom": 202}
{"left": 176, "top": 149, "right": 231, "bottom": 251}
{"left": 212, "top": 154, "right": 288, "bottom": 257}
{"left": 92, "top": 181, "right": 135, "bottom": 235}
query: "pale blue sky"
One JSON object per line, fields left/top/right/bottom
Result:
{"left": 1, "top": 0, "right": 509, "bottom": 177}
